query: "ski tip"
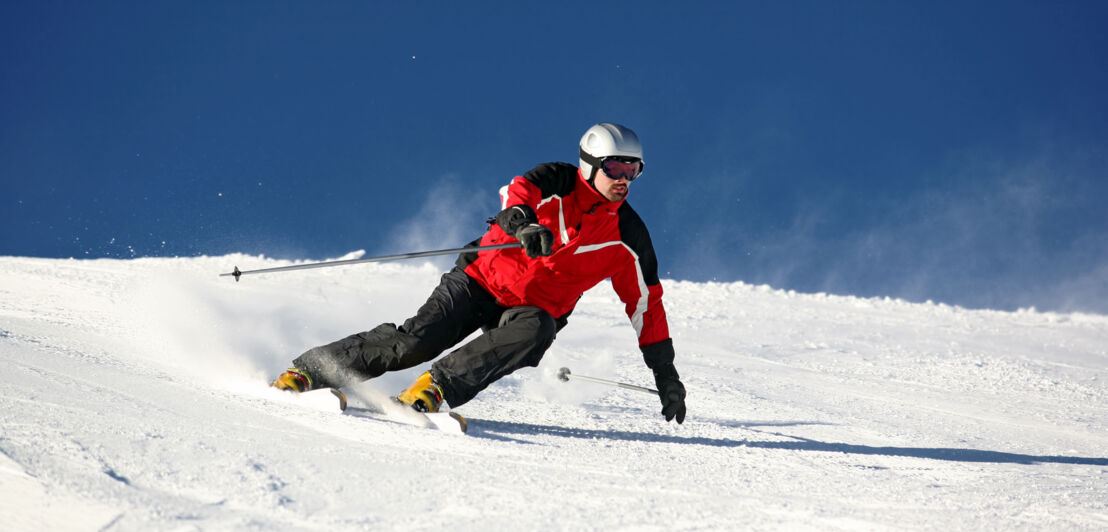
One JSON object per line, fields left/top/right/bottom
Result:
{"left": 449, "top": 412, "right": 468, "bottom": 434}
{"left": 330, "top": 388, "right": 348, "bottom": 411}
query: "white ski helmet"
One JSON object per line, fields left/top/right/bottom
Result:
{"left": 579, "top": 123, "right": 644, "bottom": 181}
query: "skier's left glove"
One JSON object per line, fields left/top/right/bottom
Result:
{"left": 655, "top": 368, "right": 687, "bottom": 423}
{"left": 642, "top": 339, "right": 687, "bottom": 424}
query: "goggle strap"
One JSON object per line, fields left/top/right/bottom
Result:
{"left": 579, "top": 148, "right": 603, "bottom": 168}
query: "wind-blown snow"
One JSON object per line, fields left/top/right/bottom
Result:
{"left": 1, "top": 255, "right": 1106, "bottom": 530}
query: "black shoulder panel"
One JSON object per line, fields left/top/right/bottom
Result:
{"left": 617, "top": 201, "right": 661, "bottom": 286}
{"left": 521, "top": 162, "right": 578, "bottom": 198}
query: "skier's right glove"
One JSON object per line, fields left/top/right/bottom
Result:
{"left": 642, "top": 339, "right": 687, "bottom": 424}
{"left": 495, "top": 205, "right": 553, "bottom": 259}
{"left": 516, "top": 223, "right": 553, "bottom": 258}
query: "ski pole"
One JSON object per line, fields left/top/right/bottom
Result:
{"left": 556, "top": 367, "right": 658, "bottom": 396}
{"left": 220, "top": 242, "right": 522, "bottom": 281}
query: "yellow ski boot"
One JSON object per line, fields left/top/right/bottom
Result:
{"left": 271, "top": 367, "right": 314, "bottom": 392}
{"left": 396, "top": 371, "right": 445, "bottom": 413}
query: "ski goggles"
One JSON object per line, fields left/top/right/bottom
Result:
{"left": 599, "top": 156, "right": 644, "bottom": 182}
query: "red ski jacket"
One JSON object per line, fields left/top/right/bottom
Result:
{"left": 460, "top": 162, "right": 671, "bottom": 350}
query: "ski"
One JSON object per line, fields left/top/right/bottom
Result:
{"left": 319, "top": 386, "right": 467, "bottom": 434}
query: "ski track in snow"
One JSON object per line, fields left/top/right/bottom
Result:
{"left": 1, "top": 255, "right": 1106, "bottom": 531}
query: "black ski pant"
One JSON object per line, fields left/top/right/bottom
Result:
{"left": 292, "top": 267, "right": 563, "bottom": 407}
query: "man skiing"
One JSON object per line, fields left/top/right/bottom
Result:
{"left": 272, "top": 123, "right": 686, "bottom": 423}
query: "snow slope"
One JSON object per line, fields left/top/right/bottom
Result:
{"left": 1, "top": 254, "right": 1106, "bottom": 531}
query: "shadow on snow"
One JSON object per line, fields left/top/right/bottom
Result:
{"left": 467, "top": 418, "right": 1108, "bottom": 466}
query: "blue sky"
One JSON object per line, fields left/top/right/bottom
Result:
{"left": 2, "top": 1, "right": 1106, "bottom": 313}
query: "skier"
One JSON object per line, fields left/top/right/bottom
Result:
{"left": 272, "top": 123, "right": 686, "bottom": 423}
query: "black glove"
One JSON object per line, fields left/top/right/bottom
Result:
{"left": 495, "top": 205, "right": 553, "bottom": 259}
{"left": 516, "top": 223, "right": 553, "bottom": 258}
{"left": 655, "top": 367, "right": 687, "bottom": 423}
{"left": 642, "top": 339, "right": 687, "bottom": 424}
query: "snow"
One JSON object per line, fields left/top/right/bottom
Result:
{"left": 1, "top": 254, "right": 1106, "bottom": 530}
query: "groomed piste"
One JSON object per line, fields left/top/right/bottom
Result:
{"left": 1, "top": 254, "right": 1106, "bottom": 530}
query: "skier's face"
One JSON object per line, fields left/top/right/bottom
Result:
{"left": 594, "top": 166, "right": 632, "bottom": 202}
